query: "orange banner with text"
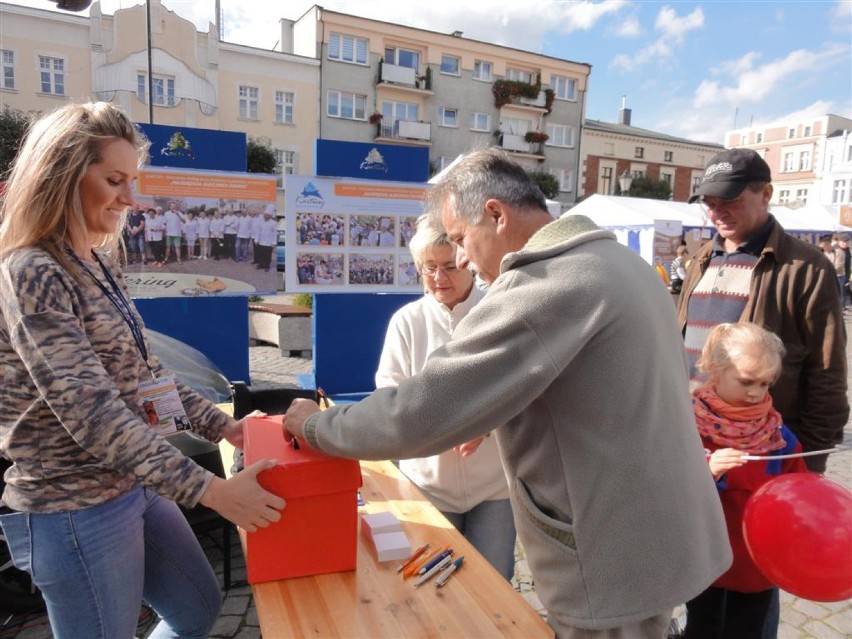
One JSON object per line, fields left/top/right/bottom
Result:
{"left": 139, "top": 170, "right": 277, "bottom": 200}
{"left": 333, "top": 184, "right": 426, "bottom": 201}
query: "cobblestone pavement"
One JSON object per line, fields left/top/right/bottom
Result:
{"left": 4, "top": 313, "right": 851, "bottom": 639}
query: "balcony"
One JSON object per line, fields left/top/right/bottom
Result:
{"left": 498, "top": 133, "right": 544, "bottom": 158}
{"left": 376, "top": 119, "right": 432, "bottom": 146}
{"left": 378, "top": 63, "right": 432, "bottom": 92}
{"left": 517, "top": 91, "right": 547, "bottom": 108}
{"left": 492, "top": 80, "right": 554, "bottom": 113}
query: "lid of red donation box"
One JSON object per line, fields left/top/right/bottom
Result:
{"left": 243, "top": 415, "right": 362, "bottom": 499}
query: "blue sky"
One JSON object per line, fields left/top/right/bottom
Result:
{"left": 9, "top": 0, "right": 852, "bottom": 143}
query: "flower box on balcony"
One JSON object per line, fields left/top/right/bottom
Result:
{"left": 524, "top": 131, "right": 549, "bottom": 144}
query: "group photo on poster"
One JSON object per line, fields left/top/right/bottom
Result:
{"left": 126, "top": 167, "right": 280, "bottom": 298}
{"left": 285, "top": 175, "right": 427, "bottom": 293}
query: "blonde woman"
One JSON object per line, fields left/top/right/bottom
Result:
{"left": 0, "top": 102, "right": 283, "bottom": 638}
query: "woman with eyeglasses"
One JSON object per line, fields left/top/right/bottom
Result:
{"left": 375, "top": 215, "right": 516, "bottom": 581}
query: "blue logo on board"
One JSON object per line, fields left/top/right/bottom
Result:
{"left": 296, "top": 182, "right": 325, "bottom": 208}
{"left": 359, "top": 148, "right": 388, "bottom": 173}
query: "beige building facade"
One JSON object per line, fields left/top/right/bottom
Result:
{"left": 0, "top": 0, "right": 319, "bottom": 208}
{"left": 725, "top": 113, "right": 852, "bottom": 208}
{"left": 579, "top": 104, "right": 724, "bottom": 203}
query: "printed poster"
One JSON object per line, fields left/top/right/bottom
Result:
{"left": 285, "top": 175, "right": 428, "bottom": 293}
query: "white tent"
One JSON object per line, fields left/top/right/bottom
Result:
{"left": 564, "top": 195, "right": 709, "bottom": 264}
{"left": 771, "top": 203, "right": 852, "bottom": 234}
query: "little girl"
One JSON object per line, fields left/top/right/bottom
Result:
{"left": 684, "top": 322, "right": 808, "bottom": 639}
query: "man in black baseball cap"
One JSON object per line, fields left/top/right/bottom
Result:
{"left": 688, "top": 148, "right": 772, "bottom": 203}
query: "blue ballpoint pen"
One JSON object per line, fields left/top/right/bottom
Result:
{"left": 413, "top": 554, "right": 454, "bottom": 587}
{"left": 435, "top": 556, "right": 464, "bottom": 588}
{"left": 417, "top": 549, "right": 453, "bottom": 575}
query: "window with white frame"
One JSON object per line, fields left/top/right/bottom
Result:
{"left": 329, "top": 33, "right": 368, "bottom": 65}
{"left": 783, "top": 152, "right": 795, "bottom": 172}
{"left": 1, "top": 50, "right": 14, "bottom": 90}
{"left": 381, "top": 101, "right": 418, "bottom": 135}
{"left": 384, "top": 46, "right": 419, "bottom": 70}
{"left": 472, "top": 60, "right": 492, "bottom": 81}
{"left": 439, "top": 107, "right": 458, "bottom": 127}
{"left": 550, "top": 75, "right": 576, "bottom": 101}
{"left": 664, "top": 150, "right": 674, "bottom": 162}
{"left": 635, "top": 146, "right": 644, "bottom": 159}
{"left": 804, "top": 126, "right": 811, "bottom": 136}
{"left": 832, "top": 180, "right": 847, "bottom": 204}
{"left": 545, "top": 123, "right": 575, "bottom": 147}
{"left": 601, "top": 166, "right": 614, "bottom": 195}
{"left": 796, "top": 188, "right": 808, "bottom": 204}
{"left": 470, "top": 111, "right": 490, "bottom": 132}
{"left": 788, "top": 127, "right": 796, "bottom": 139}
{"left": 506, "top": 68, "right": 534, "bottom": 84}
{"left": 799, "top": 150, "right": 811, "bottom": 171}
{"left": 137, "top": 73, "right": 176, "bottom": 106}
{"left": 275, "top": 91, "right": 294, "bottom": 124}
{"left": 661, "top": 172, "right": 673, "bottom": 186}
{"left": 327, "top": 90, "right": 366, "bottom": 120}
{"left": 756, "top": 132, "right": 763, "bottom": 142}
{"left": 551, "top": 167, "right": 574, "bottom": 192}
{"left": 440, "top": 55, "right": 460, "bottom": 75}
{"left": 501, "top": 117, "right": 531, "bottom": 135}
{"left": 39, "top": 55, "right": 64, "bottom": 95}
{"left": 848, "top": 145, "right": 852, "bottom": 163}
{"left": 238, "top": 85, "right": 259, "bottom": 120}
{"left": 692, "top": 176, "right": 702, "bottom": 195}
{"left": 275, "top": 149, "right": 295, "bottom": 188}
{"left": 438, "top": 156, "right": 455, "bottom": 171}
{"left": 778, "top": 189, "right": 791, "bottom": 204}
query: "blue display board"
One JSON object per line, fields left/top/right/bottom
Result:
{"left": 138, "top": 123, "right": 247, "bottom": 172}
{"left": 135, "top": 297, "right": 250, "bottom": 383}
{"left": 315, "top": 139, "right": 428, "bottom": 183}
{"left": 311, "top": 293, "right": 419, "bottom": 398}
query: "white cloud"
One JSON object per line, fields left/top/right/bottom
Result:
{"left": 614, "top": 15, "right": 641, "bottom": 37}
{"left": 694, "top": 44, "right": 848, "bottom": 109}
{"left": 834, "top": 0, "right": 852, "bottom": 18}
{"left": 609, "top": 5, "right": 703, "bottom": 72}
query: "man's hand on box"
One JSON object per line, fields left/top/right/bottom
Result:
{"left": 199, "top": 460, "right": 286, "bottom": 532}
{"left": 282, "top": 398, "right": 321, "bottom": 443}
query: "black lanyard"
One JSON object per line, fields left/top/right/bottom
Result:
{"left": 67, "top": 247, "right": 149, "bottom": 364}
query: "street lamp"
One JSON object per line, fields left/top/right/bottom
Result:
{"left": 618, "top": 171, "right": 633, "bottom": 196}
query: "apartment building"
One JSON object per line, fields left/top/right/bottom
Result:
{"left": 725, "top": 113, "right": 852, "bottom": 208}
{"left": 820, "top": 129, "right": 852, "bottom": 220}
{"left": 0, "top": 0, "right": 319, "bottom": 207}
{"left": 579, "top": 102, "right": 724, "bottom": 203}
{"left": 284, "top": 6, "right": 591, "bottom": 206}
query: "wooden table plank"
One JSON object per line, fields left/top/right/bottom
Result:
{"left": 243, "top": 458, "right": 553, "bottom": 639}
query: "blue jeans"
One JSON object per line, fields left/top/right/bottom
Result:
{"left": 442, "top": 499, "right": 516, "bottom": 581}
{"left": 0, "top": 486, "right": 221, "bottom": 639}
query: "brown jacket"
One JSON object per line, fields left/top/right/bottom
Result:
{"left": 677, "top": 221, "right": 848, "bottom": 471}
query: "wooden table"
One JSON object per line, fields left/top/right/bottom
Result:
{"left": 243, "top": 459, "right": 553, "bottom": 638}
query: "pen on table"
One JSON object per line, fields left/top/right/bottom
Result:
{"left": 417, "top": 548, "right": 453, "bottom": 575}
{"left": 435, "top": 556, "right": 464, "bottom": 588}
{"left": 404, "top": 544, "right": 448, "bottom": 579}
{"left": 396, "top": 542, "right": 430, "bottom": 573}
{"left": 413, "top": 554, "right": 454, "bottom": 587}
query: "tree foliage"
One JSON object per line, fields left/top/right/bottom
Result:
{"left": 246, "top": 136, "right": 277, "bottom": 174}
{"left": 623, "top": 176, "right": 672, "bottom": 201}
{"left": 527, "top": 170, "right": 560, "bottom": 200}
{"left": 0, "top": 106, "right": 32, "bottom": 180}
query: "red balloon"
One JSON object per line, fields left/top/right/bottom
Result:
{"left": 743, "top": 473, "right": 852, "bottom": 602}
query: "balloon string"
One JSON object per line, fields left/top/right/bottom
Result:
{"left": 741, "top": 445, "right": 852, "bottom": 461}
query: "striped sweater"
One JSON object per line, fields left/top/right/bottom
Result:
{"left": 0, "top": 246, "right": 231, "bottom": 513}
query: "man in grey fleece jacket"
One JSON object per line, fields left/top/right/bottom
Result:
{"left": 284, "top": 149, "right": 731, "bottom": 638}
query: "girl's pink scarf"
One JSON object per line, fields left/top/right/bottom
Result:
{"left": 692, "top": 385, "right": 785, "bottom": 453}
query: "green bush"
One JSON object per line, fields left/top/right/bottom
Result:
{"left": 293, "top": 293, "right": 313, "bottom": 309}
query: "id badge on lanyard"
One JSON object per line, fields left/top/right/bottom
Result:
{"left": 137, "top": 375, "right": 192, "bottom": 436}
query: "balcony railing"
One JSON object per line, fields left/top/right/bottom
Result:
{"left": 516, "top": 91, "right": 547, "bottom": 108}
{"left": 379, "top": 63, "right": 431, "bottom": 90}
{"left": 378, "top": 119, "right": 431, "bottom": 142}
{"left": 498, "top": 133, "right": 543, "bottom": 156}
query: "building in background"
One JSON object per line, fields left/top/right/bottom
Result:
{"left": 579, "top": 99, "right": 724, "bottom": 203}
{"left": 283, "top": 6, "right": 591, "bottom": 208}
{"left": 0, "top": 0, "right": 319, "bottom": 211}
{"left": 725, "top": 113, "right": 852, "bottom": 209}
{"left": 1, "top": 2, "right": 592, "bottom": 208}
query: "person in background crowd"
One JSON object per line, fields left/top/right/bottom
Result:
{"left": 283, "top": 148, "right": 731, "bottom": 639}
{"left": 255, "top": 208, "right": 278, "bottom": 271}
{"left": 678, "top": 148, "right": 848, "bottom": 637}
{"left": 684, "top": 322, "right": 807, "bottom": 639}
{"left": 147, "top": 206, "right": 165, "bottom": 267}
{"left": 375, "top": 214, "right": 516, "bottom": 581}
{"left": 126, "top": 205, "right": 146, "bottom": 265}
{"left": 669, "top": 245, "right": 688, "bottom": 294}
{"left": 0, "top": 101, "right": 285, "bottom": 639}
{"left": 838, "top": 233, "right": 852, "bottom": 310}
{"left": 163, "top": 201, "right": 184, "bottom": 264}
{"left": 197, "top": 209, "right": 211, "bottom": 260}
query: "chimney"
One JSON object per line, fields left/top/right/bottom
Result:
{"left": 618, "top": 95, "right": 631, "bottom": 126}
{"left": 279, "top": 18, "right": 295, "bottom": 53}
{"left": 451, "top": 30, "right": 463, "bottom": 37}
